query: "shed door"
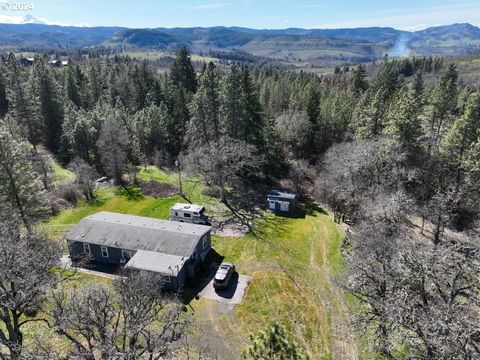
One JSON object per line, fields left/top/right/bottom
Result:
{"left": 269, "top": 201, "right": 276, "bottom": 210}
{"left": 280, "top": 202, "right": 289, "bottom": 212}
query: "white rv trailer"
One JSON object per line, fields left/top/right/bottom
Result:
{"left": 169, "top": 203, "right": 209, "bottom": 225}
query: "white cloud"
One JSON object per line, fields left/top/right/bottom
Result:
{"left": 191, "top": 3, "right": 228, "bottom": 10}
{"left": 310, "top": 2, "right": 480, "bottom": 30}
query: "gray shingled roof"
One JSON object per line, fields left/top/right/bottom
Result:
{"left": 65, "top": 211, "right": 211, "bottom": 257}
{"left": 125, "top": 250, "right": 186, "bottom": 276}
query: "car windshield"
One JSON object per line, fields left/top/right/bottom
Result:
{"left": 220, "top": 265, "right": 230, "bottom": 270}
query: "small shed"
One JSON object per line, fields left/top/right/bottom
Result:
{"left": 267, "top": 190, "right": 297, "bottom": 213}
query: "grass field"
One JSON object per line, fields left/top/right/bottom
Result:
{"left": 189, "top": 206, "right": 356, "bottom": 359}
{"left": 40, "top": 165, "right": 356, "bottom": 359}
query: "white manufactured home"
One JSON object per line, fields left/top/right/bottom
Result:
{"left": 169, "top": 203, "right": 209, "bottom": 225}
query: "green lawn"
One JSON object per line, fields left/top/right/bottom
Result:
{"left": 44, "top": 167, "right": 223, "bottom": 237}
{"left": 51, "top": 157, "right": 75, "bottom": 185}
{"left": 40, "top": 165, "right": 354, "bottom": 358}
{"left": 189, "top": 206, "right": 356, "bottom": 359}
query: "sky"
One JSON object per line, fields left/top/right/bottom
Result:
{"left": 0, "top": 0, "right": 479, "bottom": 29}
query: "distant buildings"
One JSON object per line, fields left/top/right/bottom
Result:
{"left": 19, "top": 57, "right": 69, "bottom": 67}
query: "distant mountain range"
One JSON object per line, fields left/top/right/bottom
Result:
{"left": 1, "top": 20, "right": 479, "bottom": 61}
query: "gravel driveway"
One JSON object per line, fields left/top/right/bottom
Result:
{"left": 198, "top": 270, "right": 252, "bottom": 305}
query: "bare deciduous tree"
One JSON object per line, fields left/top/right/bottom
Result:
{"left": 182, "top": 136, "right": 265, "bottom": 230}
{"left": 49, "top": 270, "right": 188, "bottom": 359}
{"left": 68, "top": 157, "right": 98, "bottom": 201}
{"left": 97, "top": 114, "right": 130, "bottom": 186}
{"left": 0, "top": 218, "right": 61, "bottom": 360}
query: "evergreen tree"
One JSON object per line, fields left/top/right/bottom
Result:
{"left": 4, "top": 53, "right": 41, "bottom": 149}
{"left": 187, "top": 61, "right": 220, "bottom": 145}
{"left": 132, "top": 60, "right": 155, "bottom": 110}
{"left": 133, "top": 103, "right": 169, "bottom": 159}
{"left": 30, "top": 57, "right": 64, "bottom": 152}
{"left": 170, "top": 47, "right": 197, "bottom": 93}
{"left": 242, "top": 323, "right": 307, "bottom": 360}
{"left": 0, "top": 64, "right": 8, "bottom": 117}
{"left": 463, "top": 138, "right": 480, "bottom": 198}
{"left": 305, "top": 85, "right": 320, "bottom": 124}
{"left": 88, "top": 62, "right": 103, "bottom": 105}
{"left": 442, "top": 91, "right": 480, "bottom": 188}
{"left": 164, "top": 82, "right": 189, "bottom": 158}
{"left": 240, "top": 66, "right": 264, "bottom": 147}
{"left": 352, "top": 88, "right": 386, "bottom": 139}
{"left": 384, "top": 72, "right": 425, "bottom": 164}
{"left": 352, "top": 68, "right": 399, "bottom": 139}
{"left": 62, "top": 103, "right": 96, "bottom": 163}
{"left": 64, "top": 65, "right": 82, "bottom": 108}
{"left": 424, "top": 63, "right": 458, "bottom": 154}
{"left": 0, "top": 126, "right": 49, "bottom": 232}
{"left": 350, "top": 64, "right": 369, "bottom": 96}
{"left": 220, "top": 63, "right": 243, "bottom": 138}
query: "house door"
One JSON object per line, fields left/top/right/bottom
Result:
{"left": 122, "top": 250, "right": 134, "bottom": 262}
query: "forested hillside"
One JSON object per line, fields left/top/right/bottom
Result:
{"left": 2, "top": 22, "right": 480, "bottom": 64}
{"left": 0, "top": 48, "right": 479, "bottom": 359}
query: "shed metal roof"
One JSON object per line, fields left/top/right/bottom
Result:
{"left": 267, "top": 190, "right": 297, "bottom": 200}
{"left": 65, "top": 211, "right": 211, "bottom": 257}
{"left": 125, "top": 250, "right": 186, "bottom": 276}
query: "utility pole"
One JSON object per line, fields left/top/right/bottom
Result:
{"left": 175, "top": 159, "right": 183, "bottom": 197}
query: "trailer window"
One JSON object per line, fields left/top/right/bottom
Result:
{"left": 184, "top": 213, "right": 191, "bottom": 218}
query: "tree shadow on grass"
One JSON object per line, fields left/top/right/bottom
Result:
{"left": 114, "top": 186, "right": 144, "bottom": 200}
{"left": 303, "top": 201, "right": 328, "bottom": 217}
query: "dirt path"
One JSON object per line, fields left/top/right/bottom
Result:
{"left": 310, "top": 221, "right": 359, "bottom": 360}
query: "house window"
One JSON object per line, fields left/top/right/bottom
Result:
{"left": 164, "top": 276, "right": 171, "bottom": 283}
{"left": 122, "top": 250, "right": 134, "bottom": 260}
{"left": 184, "top": 213, "right": 191, "bottom": 218}
{"left": 101, "top": 246, "right": 109, "bottom": 258}
{"left": 83, "top": 243, "right": 91, "bottom": 255}
{"left": 202, "top": 235, "right": 208, "bottom": 249}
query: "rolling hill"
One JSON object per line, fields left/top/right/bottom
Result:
{"left": 0, "top": 21, "right": 479, "bottom": 61}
